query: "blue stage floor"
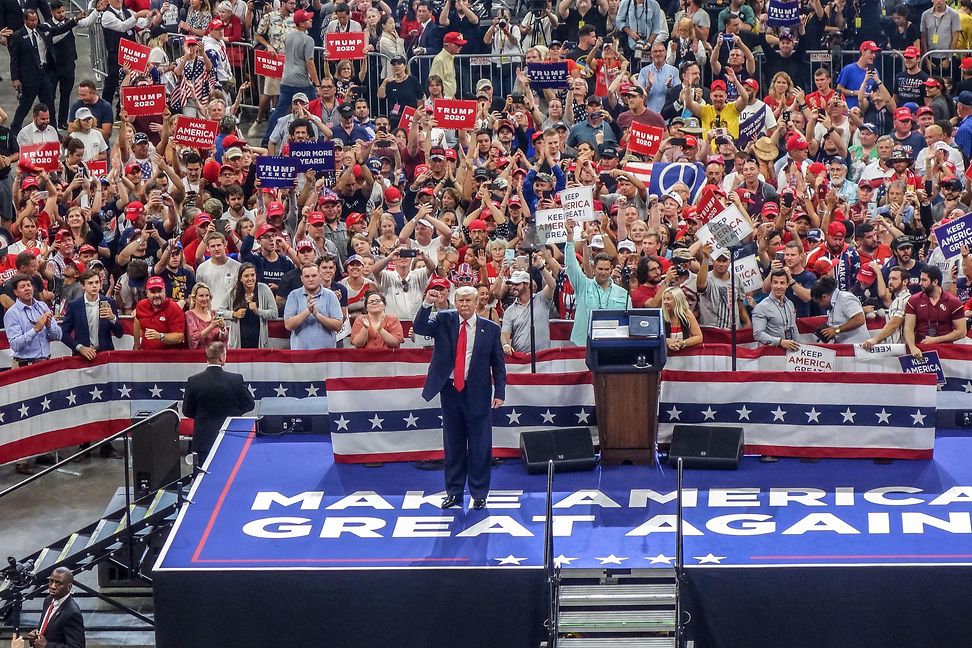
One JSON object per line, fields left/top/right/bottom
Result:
{"left": 156, "top": 419, "right": 972, "bottom": 572}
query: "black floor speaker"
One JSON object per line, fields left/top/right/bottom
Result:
{"left": 520, "top": 428, "right": 596, "bottom": 474}
{"left": 668, "top": 424, "right": 744, "bottom": 470}
{"left": 131, "top": 406, "right": 182, "bottom": 496}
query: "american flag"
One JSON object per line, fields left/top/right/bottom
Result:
{"left": 326, "top": 372, "right": 596, "bottom": 463}
{"left": 624, "top": 162, "right": 707, "bottom": 202}
{"left": 658, "top": 370, "right": 937, "bottom": 459}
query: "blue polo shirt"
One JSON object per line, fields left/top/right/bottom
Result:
{"left": 283, "top": 285, "right": 343, "bottom": 349}
{"left": 955, "top": 115, "right": 972, "bottom": 161}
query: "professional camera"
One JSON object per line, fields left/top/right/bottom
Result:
{"left": 529, "top": 0, "right": 546, "bottom": 15}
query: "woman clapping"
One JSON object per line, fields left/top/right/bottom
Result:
{"left": 350, "top": 292, "right": 404, "bottom": 349}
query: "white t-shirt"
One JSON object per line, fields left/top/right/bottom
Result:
{"left": 70, "top": 130, "right": 109, "bottom": 162}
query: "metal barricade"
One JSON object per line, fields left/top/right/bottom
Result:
{"left": 407, "top": 52, "right": 526, "bottom": 101}
{"left": 85, "top": 15, "right": 108, "bottom": 83}
{"left": 804, "top": 49, "right": 910, "bottom": 95}
{"left": 919, "top": 49, "right": 972, "bottom": 77}
{"left": 229, "top": 41, "right": 260, "bottom": 111}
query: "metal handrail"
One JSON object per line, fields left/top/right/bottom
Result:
{"left": 675, "top": 456, "right": 685, "bottom": 647}
{"left": 543, "top": 459, "right": 558, "bottom": 648}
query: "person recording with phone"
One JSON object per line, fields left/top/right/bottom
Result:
{"left": 61, "top": 269, "right": 123, "bottom": 360}
{"left": 185, "top": 282, "right": 227, "bottom": 350}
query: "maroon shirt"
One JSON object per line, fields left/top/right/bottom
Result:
{"left": 905, "top": 290, "right": 964, "bottom": 343}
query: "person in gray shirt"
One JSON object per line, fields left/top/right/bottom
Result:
{"left": 752, "top": 270, "right": 799, "bottom": 350}
{"left": 265, "top": 9, "right": 324, "bottom": 146}
{"left": 811, "top": 275, "right": 869, "bottom": 344}
{"left": 501, "top": 258, "right": 556, "bottom": 355}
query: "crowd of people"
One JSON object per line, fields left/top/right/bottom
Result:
{"left": 1, "top": 0, "right": 972, "bottom": 368}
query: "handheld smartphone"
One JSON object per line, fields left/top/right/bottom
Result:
{"left": 399, "top": 248, "right": 418, "bottom": 258}
{"left": 504, "top": 248, "right": 516, "bottom": 263}
{"left": 670, "top": 137, "right": 686, "bottom": 147}
{"left": 35, "top": 190, "right": 49, "bottom": 201}
{"left": 515, "top": 255, "right": 528, "bottom": 270}
{"left": 775, "top": 250, "right": 784, "bottom": 262}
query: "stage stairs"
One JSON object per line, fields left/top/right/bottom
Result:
{"left": 0, "top": 476, "right": 191, "bottom": 637}
{"left": 551, "top": 567, "right": 679, "bottom": 648}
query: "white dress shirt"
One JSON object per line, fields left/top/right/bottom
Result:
{"left": 84, "top": 296, "right": 101, "bottom": 349}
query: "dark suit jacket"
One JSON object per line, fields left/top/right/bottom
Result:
{"left": 9, "top": 24, "right": 54, "bottom": 85}
{"left": 39, "top": 594, "right": 85, "bottom": 648}
{"left": 40, "top": 15, "right": 80, "bottom": 68}
{"left": 412, "top": 305, "right": 506, "bottom": 417}
{"left": 0, "top": 0, "right": 51, "bottom": 32}
{"left": 413, "top": 19, "right": 442, "bottom": 56}
{"left": 61, "top": 295, "right": 124, "bottom": 352}
{"left": 182, "top": 365, "right": 256, "bottom": 456}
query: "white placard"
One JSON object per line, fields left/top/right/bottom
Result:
{"left": 785, "top": 344, "right": 836, "bottom": 372}
{"left": 706, "top": 203, "right": 754, "bottom": 249}
{"left": 854, "top": 343, "right": 907, "bottom": 359}
{"left": 733, "top": 254, "right": 763, "bottom": 293}
{"left": 560, "top": 185, "right": 596, "bottom": 223}
{"left": 535, "top": 208, "right": 567, "bottom": 244}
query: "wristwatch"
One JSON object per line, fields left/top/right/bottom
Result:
{"left": 835, "top": 327, "right": 841, "bottom": 336}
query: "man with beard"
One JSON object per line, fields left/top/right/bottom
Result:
{"left": 752, "top": 270, "right": 799, "bottom": 349}
{"left": 883, "top": 236, "right": 926, "bottom": 293}
{"left": 133, "top": 275, "right": 186, "bottom": 350}
{"left": 904, "top": 266, "right": 966, "bottom": 358}
{"left": 810, "top": 275, "right": 869, "bottom": 343}
{"left": 863, "top": 264, "right": 911, "bottom": 348}
{"left": 853, "top": 221, "right": 892, "bottom": 269}
{"left": 806, "top": 221, "right": 861, "bottom": 291}
{"left": 501, "top": 258, "right": 556, "bottom": 355}
{"left": 767, "top": 240, "right": 816, "bottom": 317}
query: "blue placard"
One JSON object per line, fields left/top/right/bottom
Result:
{"left": 256, "top": 156, "right": 301, "bottom": 189}
{"left": 527, "top": 62, "right": 570, "bottom": 89}
{"left": 766, "top": 0, "right": 801, "bottom": 27}
{"left": 899, "top": 351, "right": 946, "bottom": 387}
{"left": 289, "top": 141, "right": 336, "bottom": 176}
{"left": 934, "top": 212, "right": 972, "bottom": 259}
{"left": 737, "top": 108, "right": 766, "bottom": 148}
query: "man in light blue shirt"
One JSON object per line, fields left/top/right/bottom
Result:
{"left": 564, "top": 229, "right": 631, "bottom": 347}
{"left": 283, "top": 264, "right": 345, "bottom": 349}
{"left": 636, "top": 41, "right": 680, "bottom": 113}
{"left": 3, "top": 273, "right": 62, "bottom": 366}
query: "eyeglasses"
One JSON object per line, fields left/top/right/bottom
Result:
{"left": 366, "top": 299, "right": 384, "bottom": 305}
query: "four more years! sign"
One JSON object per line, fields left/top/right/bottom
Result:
{"left": 172, "top": 116, "right": 218, "bottom": 149}
{"left": 121, "top": 85, "right": 166, "bottom": 117}
{"left": 432, "top": 99, "right": 477, "bottom": 129}
{"left": 20, "top": 142, "right": 61, "bottom": 172}
{"left": 785, "top": 344, "right": 836, "bottom": 372}
{"left": 933, "top": 213, "right": 972, "bottom": 259}
{"left": 118, "top": 38, "right": 150, "bottom": 74}
{"left": 324, "top": 32, "right": 367, "bottom": 60}
{"left": 289, "top": 141, "right": 336, "bottom": 176}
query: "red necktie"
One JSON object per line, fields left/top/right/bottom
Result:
{"left": 454, "top": 320, "right": 467, "bottom": 392}
{"left": 39, "top": 602, "right": 56, "bottom": 635}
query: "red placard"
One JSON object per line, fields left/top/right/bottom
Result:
{"left": 118, "top": 38, "right": 150, "bottom": 74}
{"left": 87, "top": 160, "right": 108, "bottom": 179}
{"left": 20, "top": 142, "right": 61, "bottom": 172}
{"left": 172, "top": 116, "right": 219, "bottom": 149}
{"left": 626, "top": 122, "right": 665, "bottom": 157}
{"left": 254, "top": 49, "right": 285, "bottom": 79}
{"left": 398, "top": 106, "right": 416, "bottom": 132}
{"left": 695, "top": 185, "right": 724, "bottom": 225}
{"left": 432, "top": 99, "right": 477, "bottom": 130}
{"left": 121, "top": 85, "right": 166, "bottom": 117}
{"left": 324, "top": 32, "right": 367, "bottom": 60}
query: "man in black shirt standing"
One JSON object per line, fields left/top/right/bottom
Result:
{"left": 556, "top": 0, "right": 606, "bottom": 43}
{"left": 378, "top": 55, "right": 424, "bottom": 128}
{"left": 893, "top": 45, "right": 928, "bottom": 105}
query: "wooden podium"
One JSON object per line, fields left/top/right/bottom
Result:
{"left": 585, "top": 309, "right": 667, "bottom": 465}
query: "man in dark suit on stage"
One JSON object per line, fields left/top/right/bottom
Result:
{"left": 413, "top": 285, "right": 506, "bottom": 510}
{"left": 25, "top": 566, "right": 85, "bottom": 648}
{"left": 182, "top": 341, "right": 255, "bottom": 465}
{"left": 9, "top": 8, "right": 55, "bottom": 135}
{"left": 61, "top": 269, "right": 123, "bottom": 359}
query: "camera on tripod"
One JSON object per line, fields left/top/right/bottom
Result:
{"left": 529, "top": 0, "right": 546, "bottom": 15}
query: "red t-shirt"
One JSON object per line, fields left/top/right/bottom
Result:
{"left": 631, "top": 283, "right": 659, "bottom": 308}
{"left": 135, "top": 298, "right": 186, "bottom": 350}
{"left": 905, "top": 290, "right": 964, "bottom": 343}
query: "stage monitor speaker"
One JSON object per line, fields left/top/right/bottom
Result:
{"left": 132, "top": 405, "right": 181, "bottom": 497}
{"left": 520, "top": 428, "right": 596, "bottom": 474}
{"left": 668, "top": 424, "right": 744, "bottom": 470}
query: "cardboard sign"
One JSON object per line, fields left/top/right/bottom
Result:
{"left": 766, "top": 0, "right": 801, "bottom": 27}
{"left": 256, "top": 156, "right": 302, "bottom": 189}
{"left": 118, "top": 38, "right": 150, "bottom": 74}
{"left": 325, "top": 32, "right": 367, "bottom": 60}
{"left": 704, "top": 203, "right": 753, "bottom": 250}
{"left": 933, "top": 213, "right": 972, "bottom": 259}
{"left": 289, "top": 142, "right": 336, "bottom": 175}
{"left": 560, "top": 186, "right": 595, "bottom": 223}
{"left": 785, "top": 344, "right": 836, "bottom": 372}
{"left": 19, "top": 142, "right": 61, "bottom": 172}
{"left": 737, "top": 108, "right": 766, "bottom": 148}
{"left": 696, "top": 186, "right": 724, "bottom": 225}
{"left": 899, "top": 351, "right": 946, "bottom": 387}
{"left": 733, "top": 254, "right": 763, "bottom": 293}
{"left": 627, "top": 122, "right": 665, "bottom": 157}
{"left": 526, "top": 62, "right": 570, "bottom": 89}
{"left": 535, "top": 208, "right": 568, "bottom": 244}
{"left": 121, "top": 85, "right": 166, "bottom": 117}
{"left": 432, "top": 99, "right": 477, "bottom": 130}
{"left": 854, "top": 343, "right": 907, "bottom": 358}
{"left": 254, "top": 49, "right": 285, "bottom": 78}
{"left": 87, "top": 159, "right": 108, "bottom": 179}
{"left": 398, "top": 105, "right": 416, "bottom": 132}
{"left": 172, "top": 116, "right": 219, "bottom": 149}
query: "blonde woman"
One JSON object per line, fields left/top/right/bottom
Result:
{"left": 764, "top": 72, "right": 798, "bottom": 116}
{"left": 661, "top": 286, "right": 703, "bottom": 352}
{"left": 666, "top": 17, "right": 706, "bottom": 68}
{"left": 185, "top": 283, "right": 227, "bottom": 350}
